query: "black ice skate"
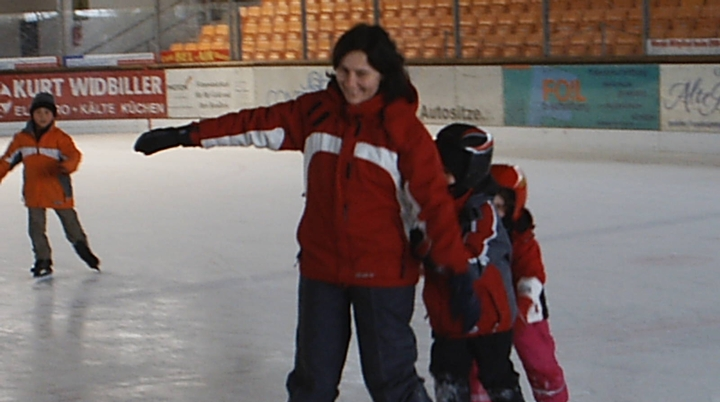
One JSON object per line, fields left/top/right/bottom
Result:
{"left": 73, "top": 241, "right": 100, "bottom": 271}
{"left": 31, "top": 259, "right": 53, "bottom": 279}
{"left": 486, "top": 385, "right": 525, "bottom": 402}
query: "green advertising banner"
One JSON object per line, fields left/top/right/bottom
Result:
{"left": 504, "top": 65, "right": 660, "bottom": 130}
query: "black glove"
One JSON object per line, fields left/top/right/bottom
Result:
{"left": 449, "top": 271, "right": 481, "bottom": 333}
{"left": 134, "top": 124, "right": 197, "bottom": 155}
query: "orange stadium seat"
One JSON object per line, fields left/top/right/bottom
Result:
{"left": 508, "top": 1, "right": 527, "bottom": 13}
{"left": 613, "top": 0, "right": 639, "bottom": 8}
{"left": 201, "top": 25, "right": 215, "bottom": 37}
{"left": 566, "top": 43, "right": 588, "bottom": 56}
{"left": 502, "top": 45, "right": 521, "bottom": 58}
{"left": 289, "top": 1, "right": 302, "bottom": 15}
{"left": 668, "top": 20, "right": 694, "bottom": 38}
{"left": 604, "top": 8, "right": 628, "bottom": 30}
{"left": 523, "top": 44, "right": 544, "bottom": 57}
{"left": 694, "top": 18, "right": 718, "bottom": 38}
{"left": 613, "top": 43, "right": 637, "bottom": 56}
{"left": 515, "top": 22, "right": 536, "bottom": 35}
{"left": 481, "top": 45, "right": 500, "bottom": 58}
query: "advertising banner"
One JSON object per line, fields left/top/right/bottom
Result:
{"left": 166, "top": 67, "right": 255, "bottom": 118}
{"left": 0, "top": 56, "right": 59, "bottom": 71}
{"left": 253, "top": 66, "right": 332, "bottom": 107}
{"left": 0, "top": 70, "right": 166, "bottom": 122}
{"left": 63, "top": 53, "right": 156, "bottom": 68}
{"left": 160, "top": 49, "right": 231, "bottom": 64}
{"left": 504, "top": 65, "right": 659, "bottom": 130}
{"left": 660, "top": 64, "right": 720, "bottom": 132}
{"left": 410, "top": 66, "right": 504, "bottom": 126}
{"left": 648, "top": 38, "right": 720, "bottom": 56}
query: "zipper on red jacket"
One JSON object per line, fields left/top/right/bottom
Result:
{"left": 346, "top": 119, "right": 361, "bottom": 179}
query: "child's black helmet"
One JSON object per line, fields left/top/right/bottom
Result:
{"left": 435, "top": 123, "right": 494, "bottom": 198}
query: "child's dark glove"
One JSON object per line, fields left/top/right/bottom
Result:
{"left": 449, "top": 271, "right": 480, "bottom": 334}
{"left": 134, "top": 124, "right": 197, "bottom": 155}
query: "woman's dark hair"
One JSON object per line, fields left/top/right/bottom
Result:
{"left": 331, "top": 24, "right": 415, "bottom": 103}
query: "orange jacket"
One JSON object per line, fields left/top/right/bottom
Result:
{"left": 0, "top": 122, "right": 81, "bottom": 209}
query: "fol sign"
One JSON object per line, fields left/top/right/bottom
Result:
{"left": 0, "top": 70, "right": 167, "bottom": 121}
{"left": 504, "top": 65, "right": 659, "bottom": 130}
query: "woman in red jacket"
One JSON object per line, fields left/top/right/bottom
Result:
{"left": 0, "top": 92, "right": 100, "bottom": 278}
{"left": 490, "top": 164, "right": 569, "bottom": 402}
{"left": 134, "top": 24, "right": 472, "bottom": 402}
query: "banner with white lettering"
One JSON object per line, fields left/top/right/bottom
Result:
{"left": 409, "top": 66, "right": 504, "bottom": 126}
{"left": 661, "top": 64, "right": 720, "bottom": 132}
{"left": 166, "top": 67, "right": 255, "bottom": 118}
{"left": 0, "top": 70, "right": 166, "bottom": 122}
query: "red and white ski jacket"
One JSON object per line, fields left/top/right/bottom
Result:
{"left": 423, "top": 192, "right": 516, "bottom": 338}
{"left": 190, "top": 81, "right": 470, "bottom": 287}
{"left": 0, "top": 122, "right": 81, "bottom": 209}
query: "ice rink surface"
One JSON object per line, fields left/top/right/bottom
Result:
{"left": 1, "top": 133, "right": 719, "bottom": 402}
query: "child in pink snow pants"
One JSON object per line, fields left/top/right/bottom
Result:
{"left": 470, "top": 164, "right": 568, "bottom": 402}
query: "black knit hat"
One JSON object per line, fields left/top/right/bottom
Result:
{"left": 30, "top": 92, "right": 57, "bottom": 116}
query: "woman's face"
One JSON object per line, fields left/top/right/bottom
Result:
{"left": 335, "top": 50, "right": 382, "bottom": 105}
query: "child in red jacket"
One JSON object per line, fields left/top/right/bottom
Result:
{"left": 488, "top": 164, "right": 568, "bottom": 402}
{"left": 0, "top": 92, "right": 100, "bottom": 278}
{"left": 414, "top": 124, "right": 525, "bottom": 402}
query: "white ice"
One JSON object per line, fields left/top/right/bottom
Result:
{"left": 0, "top": 133, "right": 719, "bottom": 402}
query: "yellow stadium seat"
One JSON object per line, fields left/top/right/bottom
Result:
{"left": 523, "top": 44, "right": 543, "bottom": 57}
{"left": 215, "top": 24, "right": 229, "bottom": 37}
{"left": 201, "top": 25, "right": 215, "bottom": 37}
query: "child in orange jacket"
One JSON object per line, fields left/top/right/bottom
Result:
{"left": 0, "top": 92, "right": 100, "bottom": 278}
{"left": 488, "top": 164, "right": 568, "bottom": 402}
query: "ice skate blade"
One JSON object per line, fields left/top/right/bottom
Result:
{"left": 33, "top": 274, "right": 54, "bottom": 284}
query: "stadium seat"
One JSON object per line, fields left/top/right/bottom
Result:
{"left": 523, "top": 44, "right": 544, "bottom": 57}
{"left": 480, "top": 45, "right": 500, "bottom": 58}
{"left": 502, "top": 45, "right": 521, "bottom": 58}
{"left": 613, "top": 0, "right": 638, "bottom": 8}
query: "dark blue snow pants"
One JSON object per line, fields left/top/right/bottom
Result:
{"left": 286, "top": 277, "right": 432, "bottom": 402}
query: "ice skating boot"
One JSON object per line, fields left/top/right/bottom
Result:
{"left": 31, "top": 259, "right": 53, "bottom": 279}
{"left": 486, "top": 385, "right": 524, "bottom": 402}
{"left": 434, "top": 374, "right": 471, "bottom": 402}
{"left": 73, "top": 241, "right": 100, "bottom": 271}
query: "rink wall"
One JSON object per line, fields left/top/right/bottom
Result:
{"left": 1, "top": 63, "right": 719, "bottom": 165}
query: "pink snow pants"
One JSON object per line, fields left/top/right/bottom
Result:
{"left": 470, "top": 319, "right": 568, "bottom": 402}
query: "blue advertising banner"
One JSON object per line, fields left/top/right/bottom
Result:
{"left": 504, "top": 65, "right": 660, "bottom": 130}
